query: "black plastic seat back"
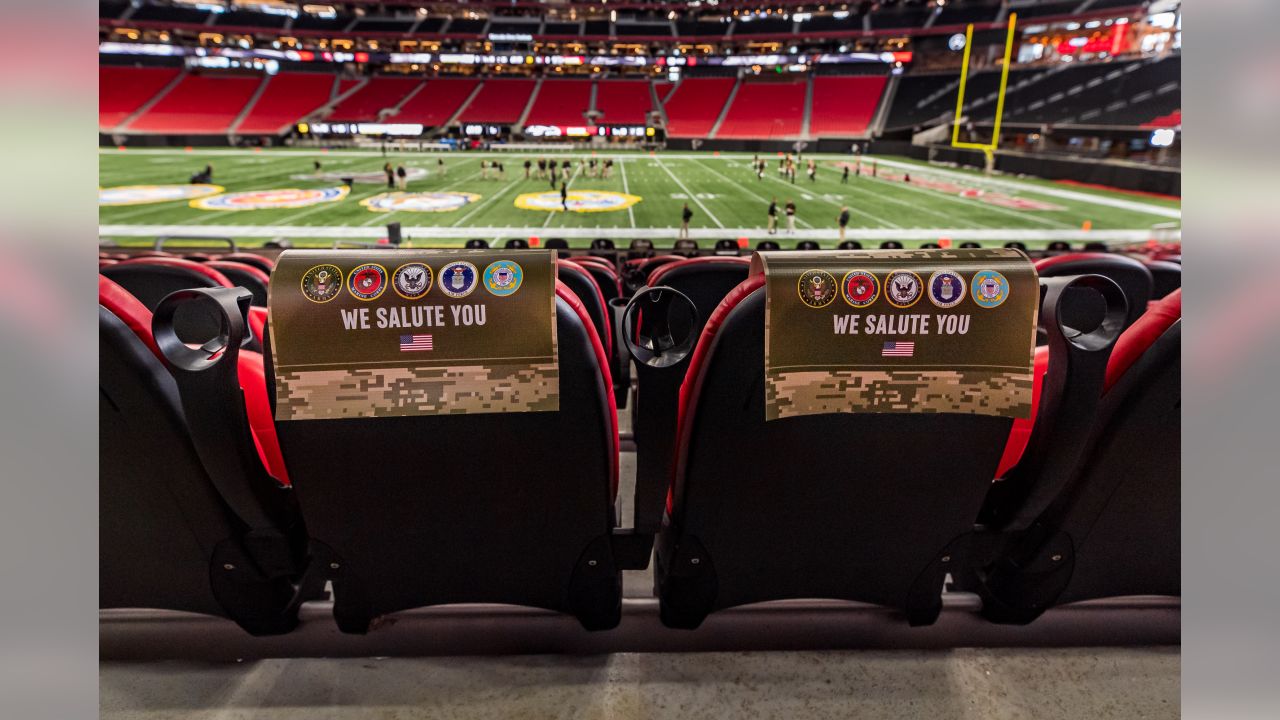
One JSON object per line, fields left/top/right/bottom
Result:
{"left": 796, "top": 240, "right": 820, "bottom": 251}
{"left": 99, "top": 305, "right": 297, "bottom": 635}
{"left": 558, "top": 261, "right": 611, "bottom": 355}
{"left": 673, "top": 239, "right": 699, "bottom": 257}
{"left": 837, "top": 240, "right": 862, "bottom": 250}
{"left": 206, "top": 261, "right": 269, "bottom": 306}
{"left": 1037, "top": 253, "right": 1153, "bottom": 329}
{"left": 265, "top": 289, "right": 621, "bottom": 633}
{"left": 756, "top": 240, "right": 781, "bottom": 251}
{"left": 101, "top": 261, "right": 224, "bottom": 310}
{"left": 658, "top": 279, "right": 1015, "bottom": 629}
{"left": 1145, "top": 260, "right": 1181, "bottom": 299}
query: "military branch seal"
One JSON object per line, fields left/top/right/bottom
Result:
{"left": 885, "top": 270, "right": 923, "bottom": 309}
{"left": 300, "top": 264, "right": 343, "bottom": 304}
{"left": 971, "top": 270, "right": 1010, "bottom": 309}
{"left": 348, "top": 263, "right": 388, "bottom": 301}
{"left": 438, "top": 261, "right": 479, "bottom": 299}
{"left": 797, "top": 269, "right": 838, "bottom": 309}
{"left": 392, "top": 262, "right": 434, "bottom": 300}
{"left": 841, "top": 270, "right": 880, "bottom": 308}
{"left": 483, "top": 261, "right": 524, "bottom": 297}
{"left": 927, "top": 270, "right": 967, "bottom": 309}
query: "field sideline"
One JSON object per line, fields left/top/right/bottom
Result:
{"left": 99, "top": 148, "right": 1181, "bottom": 249}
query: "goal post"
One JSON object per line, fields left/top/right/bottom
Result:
{"left": 951, "top": 13, "right": 1018, "bottom": 169}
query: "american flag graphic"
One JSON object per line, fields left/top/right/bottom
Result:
{"left": 399, "top": 334, "right": 434, "bottom": 352}
{"left": 882, "top": 341, "right": 915, "bottom": 357}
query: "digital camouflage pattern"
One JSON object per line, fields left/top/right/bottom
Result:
{"left": 753, "top": 248, "right": 1038, "bottom": 422}
{"left": 269, "top": 249, "right": 559, "bottom": 421}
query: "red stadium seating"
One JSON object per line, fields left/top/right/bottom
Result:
{"left": 663, "top": 78, "right": 736, "bottom": 138}
{"left": 100, "top": 66, "right": 180, "bottom": 130}
{"left": 524, "top": 79, "right": 593, "bottom": 126}
{"left": 715, "top": 80, "right": 806, "bottom": 139}
{"left": 809, "top": 76, "right": 887, "bottom": 138}
{"left": 128, "top": 73, "right": 263, "bottom": 134}
{"left": 458, "top": 79, "right": 537, "bottom": 124}
{"left": 1143, "top": 110, "right": 1182, "bottom": 128}
{"left": 327, "top": 76, "right": 422, "bottom": 122}
{"left": 394, "top": 77, "right": 479, "bottom": 125}
{"left": 235, "top": 72, "right": 334, "bottom": 134}
{"left": 594, "top": 80, "right": 653, "bottom": 125}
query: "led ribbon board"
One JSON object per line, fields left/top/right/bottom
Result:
{"left": 755, "top": 248, "right": 1038, "bottom": 422}
{"left": 268, "top": 249, "right": 559, "bottom": 420}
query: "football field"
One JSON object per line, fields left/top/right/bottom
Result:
{"left": 99, "top": 148, "right": 1181, "bottom": 249}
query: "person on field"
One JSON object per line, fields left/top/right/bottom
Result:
{"left": 767, "top": 198, "right": 778, "bottom": 235}
{"left": 190, "top": 164, "right": 213, "bottom": 184}
{"left": 384, "top": 162, "right": 395, "bottom": 189}
{"left": 560, "top": 181, "right": 569, "bottom": 211}
{"left": 603, "top": 158, "right": 613, "bottom": 179}
{"left": 842, "top": 165, "right": 850, "bottom": 184}
{"left": 524, "top": 159, "right": 532, "bottom": 179}
{"left": 396, "top": 164, "right": 407, "bottom": 190}
{"left": 837, "top": 206, "right": 851, "bottom": 243}
{"left": 537, "top": 158, "right": 546, "bottom": 180}
{"left": 437, "top": 157, "right": 446, "bottom": 178}
{"left": 561, "top": 160, "right": 571, "bottom": 182}
{"left": 680, "top": 203, "right": 693, "bottom": 240}
{"left": 313, "top": 160, "right": 322, "bottom": 173}
{"left": 785, "top": 200, "right": 797, "bottom": 234}
{"left": 807, "top": 159, "right": 816, "bottom": 183}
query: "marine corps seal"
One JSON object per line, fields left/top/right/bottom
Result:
{"left": 841, "top": 270, "right": 880, "bottom": 308}
{"left": 797, "top": 269, "right": 838, "bottom": 309}
{"left": 347, "top": 263, "right": 388, "bottom": 301}
{"left": 300, "top": 264, "right": 343, "bottom": 304}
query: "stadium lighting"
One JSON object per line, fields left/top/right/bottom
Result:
{"left": 1150, "top": 128, "right": 1177, "bottom": 147}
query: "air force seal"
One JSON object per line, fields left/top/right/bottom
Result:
{"left": 971, "top": 270, "right": 1010, "bottom": 309}
{"left": 797, "top": 269, "right": 838, "bottom": 309}
{"left": 841, "top": 270, "right": 879, "bottom": 308}
{"left": 927, "top": 270, "right": 966, "bottom": 308}
{"left": 439, "top": 261, "right": 479, "bottom": 299}
{"left": 347, "top": 263, "right": 388, "bottom": 301}
{"left": 885, "top": 270, "right": 923, "bottom": 308}
{"left": 392, "top": 263, "right": 433, "bottom": 300}
{"left": 300, "top": 264, "right": 342, "bottom": 304}
{"left": 483, "top": 261, "right": 524, "bottom": 297}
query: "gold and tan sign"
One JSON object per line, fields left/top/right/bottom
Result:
{"left": 753, "top": 248, "right": 1038, "bottom": 421}
{"left": 268, "top": 249, "right": 559, "bottom": 421}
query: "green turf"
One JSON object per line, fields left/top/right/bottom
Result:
{"left": 98, "top": 148, "right": 1180, "bottom": 249}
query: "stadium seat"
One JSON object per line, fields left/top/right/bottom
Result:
{"left": 626, "top": 257, "right": 752, "bottom": 550}
{"left": 673, "top": 239, "right": 699, "bottom": 258}
{"left": 964, "top": 290, "right": 1180, "bottom": 623}
{"left": 558, "top": 260, "right": 613, "bottom": 359}
{"left": 628, "top": 238, "right": 655, "bottom": 260}
{"left": 757, "top": 240, "right": 781, "bottom": 251}
{"left": 465, "top": 239, "right": 489, "bottom": 249}
{"left": 223, "top": 253, "right": 276, "bottom": 275}
{"left": 713, "top": 239, "right": 740, "bottom": 255}
{"left": 796, "top": 241, "right": 820, "bottom": 251}
{"left": 544, "top": 238, "right": 570, "bottom": 256}
{"left": 654, "top": 272, "right": 1126, "bottom": 629}
{"left": 921, "top": 242, "right": 941, "bottom": 249}
{"left": 236, "top": 280, "right": 624, "bottom": 633}
{"left": 879, "top": 241, "right": 904, "bottom": 249}
{"left": 1036, "top": 253, "right": 1153, "bottom": 329}
{"left": 836, "top": 241, "right": 863, "bottom": 250}
{"left": 1047, "top": 241, "right": 1072, "bottom": 253}
{"left": 205, "top": 260, "right": 270, "bottom": 307}
{"left": 99, "top": 278, "right": 303, "bottom": 635}
{"left": 961, "top": 242, "right": 983, "bottom": 248}
{"left": 1004, "top": 242, "right": 1028, "bottom": 251}
{"left": 506, "top": 238, "right": 530, "bottom": 249}
{"left": 1144, "top": 259, "right": 1182, "bottom": 299}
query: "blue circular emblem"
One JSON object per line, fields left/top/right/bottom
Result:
{"left": 438, "top": 261, "right": 479, "bottom": 299}
{"left": 483, "top": 260, "right": 524, "bottom": 297}
{"left": 928, "top": 269, "right": 966, "bottom": 309}
{"left": 971, "top": 270, "right": 1010, "bottom": 309}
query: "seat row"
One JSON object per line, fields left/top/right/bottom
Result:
{"left": 99, "top": 248, "right": 1180, "bottom": 635}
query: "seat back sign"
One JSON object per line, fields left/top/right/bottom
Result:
{"left": 753, "top": 248, "right": 1038, "bottom": 421}
{"left": 268, "top": 249, "right": 558, "bottom": 420}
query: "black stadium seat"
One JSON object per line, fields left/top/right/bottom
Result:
{"left": 653, "top": 272, "right": 1125, "bottom": 629}
{"left": 558, "top": 260, "right": 613, "bottom": 360}
{"left": 756, "top": 240, "right": 781, "bottom": 251}
{"left": 796, "top": 240, "right": 820, "bottom": 251}
{"left": 205, "top": 260, "right": 270, "bottom": 307}
{"left": 245, "top": 280, "right": 624, "bottom": 633}
{"left": 223, "top": 253, "right": 276, "bottom": 275}
{"left": 466, "top": 239, "right": 489, "bottom": 249}
{"left": 964, "top": 290, "right": 1181, "bottom": 623}
{"left": 99, "top": 277, "right": 302, "bottom": 635}
{"left": 1143, "top": 259, "right": 1182, "bottom": 299}
{"left": 837, "top": 240, "right": 862, "bottom": 250}
{"left": 626, "top": 257, "right": 752, "bottom": 545}
{"left": 1036, "top": 253, "right": 1153, "bottom": 329}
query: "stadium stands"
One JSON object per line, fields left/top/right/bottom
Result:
{"left": 458, "top": 78, "right": 537, "bottom": 124}
{"left": 663, "top": 77, "right": 736, "bottom": 138}
{"left": 594, "top": 80, "right": 654, "bottom": 125}
{"left": 235, "top": 72, "right": 335, "bottom": 135}
{"left": 523, "top": 79, "right": 593, "bottom": 127}
{"left": 126, "top": 73, "right": 263, "bottom": 134}
{"left": 327, "top": 76, "right": 422, "bottom": 122}
{"left": 809, "top": 76, "right": 888, "bottom": 138}
{"left": 715, "top": 80, "right": 806, "bottom": 139}
{"left": 393, "top": 77, "right": 480, "bottom": 126}
{"left": 99, "top": 66, "right": 180, "bottom": 131}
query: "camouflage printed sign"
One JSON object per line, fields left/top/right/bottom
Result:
{"left": 754, "top": 249, "right": 1038, "bottom": 422}
{"left": 268, "top": 249, "right": 558, "bottom": 420}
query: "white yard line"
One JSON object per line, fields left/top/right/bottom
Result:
{"left": 759, "top": 170, "right": 900, "bottom": 229}
{"left": 618, "top": 158, "right": 637, "bottom": 229}
{"left": 656, "top": 157, "right": 723, "bottom": 228}
{"left": 858, "top": 172, "right": 1073, "bottom": 229}
{"left": 100, "top": 224, "right": 1174, "bottom": 242}
{"left": 692, "top": 158, "right": 814, "bottom": 229}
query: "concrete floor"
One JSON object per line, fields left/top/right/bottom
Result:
{"left": 101, "top": 647, "right": 1179, "bottom": 719}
